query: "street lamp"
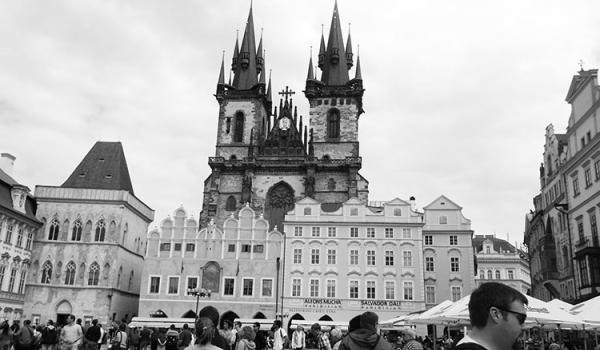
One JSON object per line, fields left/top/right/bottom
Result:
{"left": 187, "top": 287, "right": 212, "bottom": 319}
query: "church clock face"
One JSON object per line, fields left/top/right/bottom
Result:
{"left": 278, "top": 117, "right": 291, "bottom": 130}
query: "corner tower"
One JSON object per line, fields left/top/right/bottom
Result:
{"left": 304, "top": 1, "right": 364, "bottom": 161}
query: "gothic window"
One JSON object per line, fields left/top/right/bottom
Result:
{"left": 265, "top": 182, "right": 295, "bottom": 231}
{"left": 327, "top": 178, "right": 336, "bottom": 190}
{"left": 88, "top": 263, "right": 100, "bottom": 286}
{"left": 71, "top": 220, "right": 82, "bottom": 241}
{"left": 116, "top": 266, "right": 122, "bottom": 288}
{"left": 95, "top": 219, "right": 106, "bottom": 242}
{"left": 234, "top": 112, "right": 244, "bottom": 142}
{"left": 226, "top": 117, "right": 232, "bottom": 134}
{"left": 41, "top": 261, "right": 52, "bottom": 284}
{"left": 64, "top": 261, "right": 76, "bottom": 285}
{"left": 48, "top": 218, "right": 60, "bottom": 240}
{"left": 327, "top": 109, "right": 340, "bottom": 139}
{"left": 128, "top": 271, "right": 134, "bottom": 291}
{"left": 226, "top": 196, "right": 237, "bottom": 211}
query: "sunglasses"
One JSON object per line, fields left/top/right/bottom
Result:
{"left": 492, "top": 306, "right": 527, "bottom": 325}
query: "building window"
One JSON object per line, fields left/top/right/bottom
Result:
{"left": 579, "top": 259, "right": 589, "bottom": 286}
{"left": 242, "top": 278, "right": 253, "bottom": 296}
{"left": 187, "top": 277, "right": 198, "bottom": 291}
{"left": 385, "top": 281, "right": 395, "bottom": 300}
{"left": 394, "top": 208, "right": 402, "bottom": 216}
{"left": 72, "top": 220, "right": 83, "bottom": 241}
{"left": 327, "top": 108, "right": 340, "bottom": 139}
{"left": 577, "top": 217, "right": 585, "bottom": 242}
{"left": 6, "top": 268, "right": 15, "bottom": 292}
{"left": 451, "top": 286, "right": 462, "bottom": 301}
{"left": 64, "top": 261, "right": 76, "bottom": 285}
{"left": 350, "top": 208, "right": 358, "bottom": 216}
{"left": 487, "top": 270, "right": 493, "bottom": 279}
{"left": 326, "top": 280, "right": 336, "bottom": 298}
{"left": 594, "top": 159, "right": 600, "bottom": 181}
{"left": 585, "top": 167, "right": 592, "bottom": 188}
{"left": 293, "top": 249, "right": 302, "bottom": 264}
{"left": 350, "top": 250, "right": 359, "bottom": 265}
{"left": 367, "top": 250, "right": 376, "bottom": 265}
{"left": 294, "top": 227, "right": 303, "bottom": 237}
{"left": 486, "top": 246, "right": 491, "bottom": 254}
{"left": 253, "top": 245, "right": 264, "bottom": 253}
{"left": 228, "top": 244, "right": 235, "bottom": 253}
{"left": 241, "top": 244, "right": 251, "bottom": 253}
{"left": 88, "top": 263, "right": 100, "bottom": 286}
{"left": 425, "top": 257, "right": 434, "bottom": 272}
{"left": 350, "top": 227, "right": 358, "bottom": 238}
{"left": 25, "top": 231, "right": 33, "bottom": 250}
{"left": 226, "top": 196, "right": 237, "bottom": 211}
{"left": 573, "top": 176, "right": 580, "bottom": 196}
{"left": 312, "top": 227, "right": 320, "bottom": 237}
{"left": 403, "top": 251, "right": 412, "bottom": 267}
{"left": 327, "top": 249, "right": 337, "bottom": 264}
{"left": 439, "top": 216, "right": 448, "bottom": 224}
{"left": 590, "top": 211, "right": 599, "bottom": 244}
{"left": 262, "top": 279, "right": 273, "bottom": 297}
{"left": 95, "top": 220, "right": 106, "bottom": 242}
{"left": 403, "top": 282, "right": 413, "bottom": 300}
{"left": 449, "top": 235, "right": 458, "bottom": 245}
{"left": 16, "top": 228, "right": 23, "bottom": 247}
{"left": 507, "top": 270, "right": 514, "bottom": 280}
{"left": 174, "top": 243, "right": 182, "bottom": 251}
{"left": 304, "top": 207, "right": 312, "bottom": 215}
{"left": 48, "top": 219, "right": 59, "bottom": 241}
{"left": 128, "top": 271, "right": 134, "bottom": 291}
{"left": 327, "top": 227, "right": 337, "bottom": 237}
{"left": 17, "top": 271, "right": 26, "bottom": 294}
{"left": 168, "top": 277, "right": 179, "bottom": 294}
{"left": 479, "top": 270, "right": 484, "bottom": 279}
{"left": 366, "top": 228, "right": 375, "bottom": 238}
{"left": 311, "top": 249, "right": 320, "bottom": 264}
{"left": 495, "top": 270, "right": 501, "bottom": 279}
{"left": 385, "top": 251, "right": 394, "bottom": 266}
{"left": 224, "top": 278, "right": 235, "bottom": 296}
{"left": 186, "top": 243, "right": 195, "bottom": 252}
{"left": 424, "top": 235, "right": 433, "bottom": 245}
{"left": 160, "top": 243, "right": 171, "bottom": 251}
{"left": 149, "top": 276, "right": 160, "bottom": 294}
{"left": 233, "top": 112, "right": 244, "bottom": 142}
{"left": 425, "top": 286, "right": 436, "bottom": 304}
{"left": 366, "top": 281, "right": 376, "bottom": 299}
{"left": 385, "top": 228, "right": 394, "bottom": 238}
{"left": 292, "top": 278, "right": 301, "bottom": 297}
{"left": 450, "top": 257, "right": 460, "bottom": 272}
{"left": 40, "top": 261, "right": 52, "bottom": 284}
{"left": 349, "top": 280, "right": 359, "bottom": 299}
{"left": 310, "top": 279, "right": 319, "bottom": 297}
{"left": 402, "top": 228, "right": 411, "bottom": 239}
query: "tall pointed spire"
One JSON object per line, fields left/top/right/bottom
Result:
{"left": 232, "top": 5, "right": 259, "bottom": 90}
{"left": 320, "top": 0, "right": 350, "bottom": 85}
{"left": 307, "top": 47, "right": 315, "bottom": 80}
{"left": 345, "top": 24, "right": 353, "bottom": 69}
{"left": 355, "top": 51, "right": 362, "bottom": 81}
{"left": 256, "top": 28, "right": 264, "bottom": 74}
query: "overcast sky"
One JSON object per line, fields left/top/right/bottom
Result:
{"left": 2, "top": 0, "right": 600, "bottom": 245}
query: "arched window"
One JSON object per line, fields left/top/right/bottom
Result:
{"left": 327, "top": 109, "right": 340, "bottom": 139}
{"left": 234, "top": 112, "right": 244, "bottom": 142}
{"left": 304, "top": 207, "right": 312, "bottom": 216}
{"left": 128, "top": 271, "right": 134, "bottom": 291}
{"left": 41, "top": 261, "right": 52, "bottom": 284}
{"left": 71, "top": 220, "right": 82, "bottom": 241}
{"left": 487, "top": 270, "right": 493, "bottom": 280}
{"left": 495, "top": 270, "right": 501, "bottom": 279}
{"left": 226, "top": 196, "right": 237, "bottom": 211}
{"left": 88, "top": 263, "right": 100, "bottom": 286}
{"left": 64, "top": 261, "right": 76, "bottom": 285}
{"left": 116, "top": 266, "right": 122, "bottom": 289}
{"left": 479, "top": 270, "right": 484, "bottom": 279}
{"left": 95, "top": 220, "right": 106, "bottom": 242}
{"left": 48, "top": 218, "right": 60, "bottom": 240}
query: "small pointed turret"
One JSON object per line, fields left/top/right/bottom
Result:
{"left": 307, "top": 54, "right": 315, "bottom": 80}
{"left": 218, "top": 51, "right": 225, "bottom": 85}
{"left": 231, "top": 34, "right": 239, "bottom": 71}
{"left": 318, "top": 31, "right": 326, "bottom": 69}
{"left": 266, "top": 69, "right": 272, "bottom": 103}
{"left": 256, "top": 30, "right": 264, "bottom": 73}
{"left": 232, "top": 6, "right": 259, "bottom": 90}
{"left": 355, "top": 53, "right": 362, "bottom": 80}
{"left": 345, "top": 26, "right": 353, "bottom": 69}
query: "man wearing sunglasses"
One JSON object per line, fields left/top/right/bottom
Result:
{"left": 456, "top": 282, "right": 528, "bottom": 350}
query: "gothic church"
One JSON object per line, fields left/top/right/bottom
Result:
{"left": 200, "top": 2, "right": 367, "bottom": 231}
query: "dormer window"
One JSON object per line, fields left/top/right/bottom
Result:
{"left": 105, "top": 174, "right": 112, "bottom": 179}
{"left": 79, "top": 173, "right": 85, "bottom": 178}
{"left": 10, "top": 185, "right": 29, "bottom": 213}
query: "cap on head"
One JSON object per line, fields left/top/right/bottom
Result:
{"left": 348, "top": 315, "right": 361, "bottom": 332}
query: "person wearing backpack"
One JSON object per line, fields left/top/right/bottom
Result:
{"left": 85, "top": 320, "right": 102, "bottom": 350}
{"left": 165, "top": 325, "right": 179, "bottom": 350}
{"left": 41, "top": 320, "right": 58, "bottom": 350}
{"left": 16, "top": 320, "right": 35, "bottom": 350}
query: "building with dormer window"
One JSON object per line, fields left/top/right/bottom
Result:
{"left": 0, "top": 153, "right": 42, "bottom": 323}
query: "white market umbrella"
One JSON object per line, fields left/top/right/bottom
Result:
{"left": 547, "top": 299, "right": 572, "bottom": 311}
{"left": 411, "top": 299, "right": 462, "bottom": 324}
{"left": 571, "top": 295, "right": 600, "bottom": 329}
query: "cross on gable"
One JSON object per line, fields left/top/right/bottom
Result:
{"left": 278, "top": 86, "right": 295, "bottom": 102}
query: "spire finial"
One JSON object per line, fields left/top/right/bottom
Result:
{"left": 578, "top": 59, "right": 585, "bottom": 72}
{"left": 217, "top": 50, "right": 225, "bottom": 85}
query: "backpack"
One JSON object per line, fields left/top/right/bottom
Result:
{"left": 42, "top": 327, "right": 58, "bottom": 345}
{"left": 166, "top": 334, "right": 178, "bottom": 347}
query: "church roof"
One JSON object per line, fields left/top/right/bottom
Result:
{"left": 62, "top": 141, "right": 135, "bottom": 195}
{"left": 473, "top": 235, "right": 516, "bottom": 254}
{"left": 320, "top": 1, "right": 350, "bottom": 85}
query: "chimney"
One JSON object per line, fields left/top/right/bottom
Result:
{"left": 0, "top": 153, "right": 16, "bottom": 176}
{"left": 409, "top": 196, "right": 416, "bottom": 211}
